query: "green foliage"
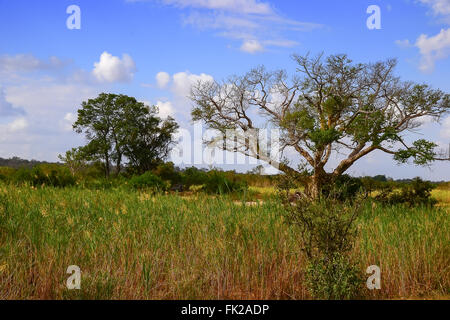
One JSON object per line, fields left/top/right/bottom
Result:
{"left": 11, "top": 164, "right": 75, "bottom": 187}
{"left": 375, "top": 177, "right": 437, "bottom": 207}
{"left": 281, "top": 194, "right": 363, "bottom": 258}
{"left": 394, "top": 139, "right": 438, "bottom": 166}
{"left": 190, "top": 53, "right": 449, "bottom": 193}
{"left": 203, "top": 170, "right": 248, "bottom": 194}
{"left": 308, "top": 128, "right": 342, "bottom": 150}
{"left": 72, "top": 93, "right": 178, "bottom": 176}
{"left": 152, "top": 162, "right": 182, "bottom": 186}
{"left": 323, "top": 174, "right": 363, "bottom": 201}
{"left": 280, "top": 181, "right": 365, "bottom": 299}
{"left": 305, "top": 252, "right": 362, "bottom": 300}
{"left": 182, "top": 167, "right": 209, "bottom": 188}
{"left": 129, "top": 172, "right": 168, "bottom": 192}
{"left": 0, "top": 167, "right": 16, "bottom": 182}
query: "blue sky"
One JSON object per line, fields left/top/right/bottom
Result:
{"left": 0, "top": 0, "right": 449, "bottom": 179}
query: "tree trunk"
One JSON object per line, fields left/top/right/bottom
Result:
{"left": 306, "top": 169, "right": 331, "bottom": 199}
{"left": 116, "top": 153, "right": 122, "bottom": 175}
{"left": 104, "top": 153, "right": 110, "bottom": 178}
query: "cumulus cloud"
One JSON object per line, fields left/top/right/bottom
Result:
{"left": 0, "top": 118, "right": 28, "bottom": 139}
{"left": 419, "top": 0, "right": 450, "bottom": 21}
{"left": 395, "top": 39, "right": 412, "bottom": 48}
{"left": 172, "top": 71, "right": 214, "bottom": 99}
{"left": 156, "top": 71, "right": 171, "bottom": 89}
{"left": 62, "top": 112, "right": 77, "bottom": 131}
{"left": 441, "top": 116, "right": 450, "bottom": 139}
{"left": 0, "top": 87, "right": 24, "bottom": 117}
{"left": 131, "top": 0, "right": 322, "bottom": 54}
{"left": 5, "top": 84, "right": 98, "bottom": 118}
{"left": 240, "top": 39, "right": 264, "bottom": 53}
{"left": 156, "top": 100, "right": 175, "bottom": 118}
{"left": 147, "top": 71, "right": 214, "bottom": 120}
{"left": 0, "top": 54, "right": 65, "bottom": 74}
{"left": 92, "top": 52, "right": 136, "bottom": 83}
{"left": 7, "top": 118, "right": 28, "bottom": 131}
{"left": 415, "top": 28, "right": 450, "bottom": 72}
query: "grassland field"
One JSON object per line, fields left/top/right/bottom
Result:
{"left": 0, "top": 184, "right": 448, "bottom": 299}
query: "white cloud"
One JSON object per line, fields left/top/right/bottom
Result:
{"left": 0, "top": 54, "right": 65, "bottom": 74}
{"left": 137, "top": 0, "right": 322, "bottom": 54}
{"left": 441, "top": 116, "right": 450, "bottom": 139}
{"left": 156, "top": 71, "right": 171, "bottom": 89}
{"left": 419, "top": 0, "right": 450, "bottom": 20}
{"left": 5, "top": 84, "right": 98, "bottom": 118}
{"left": 415, "top": 28, "right": 450, "bottom": 72}
{"left": 129, "top": 0, "right": 273, "bottom": 14}
{"left": 156, "top": 100, "right": 175, "bottom": 118}
{"left": 92, "top": 51, "right": 136, "bottom": 83}
{"left": 64, "top": 112, "right": 77, "bottom": 122}
{"left": 0, "top": 87, "right": 24, "bottom": 116}
{"left": 262, "top": 39, "right": 298, "bottom": 47}
{"left": 62, "top": 112, "right": 77, "bottom": 131}
{"left": 240, "top": 39, "right": 264, "bottom": 53}
{"left": 395, "top": 39, "right": 412, "bottom": 48}
{"left": 8, "top": 118, "right": 28, "bottom": 131}
{"left": 172, "top": 71, "right": 214, "bottom": 99}
{"left": 150, "top": 71, "right": 214, "bottom": 119}
{"left": 168, "top": 0, "right": 272, "bottom": 14}
{"left": 0, "top": 118, "right": 27, "bottom": 135}
{"left": 140, "top": 99, "right": 175, "bottom": 118}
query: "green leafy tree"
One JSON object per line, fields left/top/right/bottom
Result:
{"left": 73, "top": 93, "right": 118, "bottom": 177}
{"left": 119, "top": 103, "right": 179, "bottom": 173}
{"left": 191, "top": 53, "right": 449, "bottom": 198}
{"left": 72, "top": 93, "right": 178, "bottom": 176}
{"left": 58, "top": 147, "right": 88, "bottom": 176}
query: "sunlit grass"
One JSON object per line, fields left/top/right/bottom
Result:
{"left": 0, "top": 185, "right": 448, "bottom": 299}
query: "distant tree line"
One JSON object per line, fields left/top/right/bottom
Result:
{"left": 0, "top": 156, "right": 52, "bottom": 169}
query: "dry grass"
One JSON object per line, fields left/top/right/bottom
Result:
{"left": 0, "top": 185, "right": 448, "bottom": 299}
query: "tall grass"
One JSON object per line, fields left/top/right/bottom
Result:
{"left": 0, "top": 185, "right": 448, "bottom": 299}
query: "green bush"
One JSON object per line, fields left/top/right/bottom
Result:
{"left": 12, "top": 164, "right": 76, "bottom": 187}
{"left": 375, "top": 177, "right": 437, "bottom": 207}
{"left": 203, "top": 171, "right": 248, "bottom": 194}
{"left": 129, "top": 172, "right": 168, "bottom": 191}
{"left": 306, "top": 252, "right": 362, "bottom": 300}
{"left": 280, "top": 186, "right": 365, "bottom": 300}
{"left": 182, "top": 167, "right": 209, "bottom": 188}
{"left": 323, "top": 174, "right": 363, "bottom": 201}
{"left": 0, "top": 167, "right": 17, "bottom": 182}
{"left": 152, "top": 162, "right": 183, "bottom": 185}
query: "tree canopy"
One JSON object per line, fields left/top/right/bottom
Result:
{"left": 190, "top": 53, "right": 449, "bottom": 198}
{"left": 71, "top": 93, "right": 178, "bottom": 176}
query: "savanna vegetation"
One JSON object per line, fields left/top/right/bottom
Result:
{"left": 0, "top": 181, "right": 448, "bottom": 299}
{"left": 0, "top": 53, "right": 448, "bottom": 300}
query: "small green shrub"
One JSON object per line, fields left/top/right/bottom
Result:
{"left": 375, "top": 177, "right": 437, "bottom": 207}
{"left": 203, "top": 171, "right": 248, "bottom": 194}
{"left": 129, "top": 172, "right": 168, "bottom": 191}
{"left": 11, "top": 164, "right": 75, "bottom": 187}
{"left": 306, "top": 252, "right": 362, "bottom": 300}
{"left": 182, "top": 167, "right": 209, "bottom": 188}
{"left": 152, "top": 162, "right": 183, "bottom": 185}
{"left": 280, "top": 185, "right": 365, "bottom": 300}
{"left": 322, "top": 174, "right": 363, "bottom": 201}
{"left": 0, "top": 167, "right": 17, "bottom": 182}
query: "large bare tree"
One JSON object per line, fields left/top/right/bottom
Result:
{"left": 190, "top": 54, "right": 449, "bottom": 198}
